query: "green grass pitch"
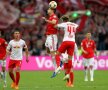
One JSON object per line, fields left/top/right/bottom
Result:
{"left": 0, "top": 70, "right": 108, "bottom": 90}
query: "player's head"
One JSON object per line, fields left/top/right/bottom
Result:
{"left": 13, "top": 30, "right": 20, "bottom": 40}
{"left": 86, "top": 32, "right": 91, "bottom": 39}
{"left": 47, "top": 8, "right": 56, "bottom": 15}
{"left": 61, "top": 15, "right": 69, "bottom": 22}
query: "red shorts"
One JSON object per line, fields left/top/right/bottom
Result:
{"left": 8, "top": 60, "right": 22, "bottom": 68}
{"left": 64, "top": 60, "right": 72, "bottom": 69}
{"left": 58, "top": 41, "right": 75, "bottom": 56}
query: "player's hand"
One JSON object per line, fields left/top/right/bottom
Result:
{"left": 84, "top": 51, "right": 88, "bottom": 54}
{"left": 42, "top": 17, "right": 47, "bottom": 21}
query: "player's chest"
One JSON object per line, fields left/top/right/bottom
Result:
{"left": 85, "top": 41, "right": 93, "bottom": 48}
{"left": 12, "top": 42, "right": 24, "bottom": 49}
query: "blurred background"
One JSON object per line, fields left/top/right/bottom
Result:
{"left": 0, "top": 1, "right": 108, "bottom": 89}
{"left": 0, "top": 0, "right": 108, "bottom": 56}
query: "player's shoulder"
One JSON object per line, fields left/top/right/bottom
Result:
{"left": 71, "top": 22, "right": 78, "bottom": 27}
{"left": 91, "top": 39, "right": 95, "bottom": 43}
{"left": 82, "top": 38, "right": 86, "bottom": 42}
{"left": 0, "top": 38, "right": 5, "bottom": 41}
{"left": 20, "top": 39, "right": 26, "bottom": 43}
{"left": 67, "top": 22, "right": 78, "bottom": 27}
{"left": 9, "top": 40, "right": 14, "bottom": 43}
{"left": 52, "top": 14, "right": 58, "bottom": 18}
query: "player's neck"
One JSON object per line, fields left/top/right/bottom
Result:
{"left": 87, "top": 38, "right": 91, "bottom": 41}
{"left": 14, "top": 38, "right": 20, "bottom": 41}
{"left": 49, "top": 13, "right": 54, "bottom": 16}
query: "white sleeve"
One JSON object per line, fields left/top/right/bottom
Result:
{"left": 57, "top": 23, "right": 65, "bottom": 28}
{"left": 7, "top": 41, "right": 12, "bottom": 50}
{"left": 23, "top": 41, "right": 27, "bottom": 49}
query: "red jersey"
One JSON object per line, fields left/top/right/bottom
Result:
{"left": 81, "top": 38, "right": 96, "bottom": 58}
{"left": 46, "top": 14, "right": 58, "bottom": 35}
{"left": 0, "top": 38, "right": 7, "bottom": 60}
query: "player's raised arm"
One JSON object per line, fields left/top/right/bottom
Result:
{"left": 60, "top": 10, "right": 89, "bottom": 21}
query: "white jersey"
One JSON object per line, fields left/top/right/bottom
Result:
{"left": 57, "top": 22, "right": 78, "bottom": 42}
{"left": 7, "top": 39, "right": 27, "bottom": 60}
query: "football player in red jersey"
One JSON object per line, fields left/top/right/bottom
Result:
{"left": 42, "top": 7, "right": 58, "bottom": 70}
{"left": 81, "top": 32, "right": 97, "bottom": 81}
{"left": 0, "top": 31, "right": 7, "bottom": 87}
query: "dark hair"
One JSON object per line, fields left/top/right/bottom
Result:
{"left": 62, "top": 16, "right": 69, "bottom": 21}
{"left": 12, "top": 28, "right": 20, "bottom": 35}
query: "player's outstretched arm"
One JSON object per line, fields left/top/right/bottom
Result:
{"left": 60, "top": 10, "right": 88, "bottom": 21}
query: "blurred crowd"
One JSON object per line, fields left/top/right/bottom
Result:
{"left": 0, "top": 0, "right": 108, "bottom": 56}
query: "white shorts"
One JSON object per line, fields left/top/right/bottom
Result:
{"left": 0, "top": 60, "right": 6, "bottom": 67}
{"left": 82, "top": 58, "right": 94, "bottom": 67}
{"left": 45, "top": 34, "right": 58, "bottom": 51}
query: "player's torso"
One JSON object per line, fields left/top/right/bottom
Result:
{"left": 46, "top": 14, "right": 58, "bottom": 35}
{"left": 10, "top": 39, "right": 25, "bottom": 60}
{"left": 63, "top": 22, "right": 77, "bottom": 42}
{"left": 83, "top": 39, "right": 94, "bottom": 51}
{"left": 82, "top": 39, "right": 95, "bottom": 58}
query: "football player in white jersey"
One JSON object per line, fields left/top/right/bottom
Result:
{"left": 51, "top": 16, "right": 78, "bottom": 87}
{"left": 61, "top": 43, "right": 79, "bottom": 87}
{"left": 6, "top": 30, "right": 29, "bottom": 90}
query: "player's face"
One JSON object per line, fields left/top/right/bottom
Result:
{"left": 86, "top": 33, "right": 91, "bottom": 39}
{"left": 14, "top": 32, "right": 20, "bottom": 39}
{"left": 47, "top": 8, "right": 52, "bottom": 15}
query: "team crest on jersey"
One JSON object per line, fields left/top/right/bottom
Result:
{"left": 86, "top": 42, "right": 92, "bottom": 48}
{"left": 14, "top": 45, "right": 20, "bottom": 48}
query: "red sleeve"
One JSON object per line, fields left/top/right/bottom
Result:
{"left": 51, "top": 16, "right": 58, "bottom": 24}
{"left": 3, "top": 39, "right": 7, "bottom": 48}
